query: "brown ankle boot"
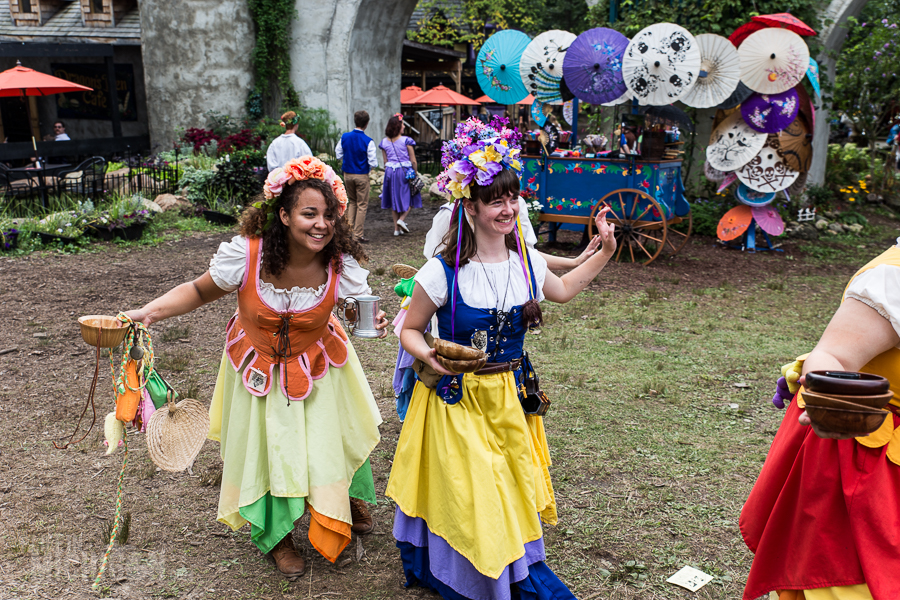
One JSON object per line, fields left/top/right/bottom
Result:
{"left": 349, "top": 498, "right": 374, "bottom": 535}
{"left": 270, "top": 534, "right": 306, "bottom": 580}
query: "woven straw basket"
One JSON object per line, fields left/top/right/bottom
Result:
{"left": 146, "top": 392, "right": 210, "bottom": 472}
{"left": 391, "top": 264, "right": 419, "bottom": 280}
{"left": 78, "top": 315, "right": 129, "bottom": 348}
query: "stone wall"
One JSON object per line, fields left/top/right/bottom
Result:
{"left": 138, "top": 0, "right": 254, "bottom": 151}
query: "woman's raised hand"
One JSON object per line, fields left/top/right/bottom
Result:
{"left": 594, "top": 205, "right": 617, "bottom": 256}
{"left": 124, "top": 308, "right": 152, "bottom": 327}
{"left": 574, "top": 232, "right": 603, "bottom": 265}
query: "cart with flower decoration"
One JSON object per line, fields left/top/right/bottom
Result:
{"left": 521, "top": 153, "right": 692, "bottom": 265}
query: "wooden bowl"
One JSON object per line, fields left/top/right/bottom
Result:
{"left": 804, "top": 404, "right": 888, "bottom": 439}
{"left": 801, "top": 389, "right": 894, "bottom": 410}
{"left": 436, "top": 354, "right": 487, "bottom": 374}
{"left": 805, "top": 371, "right": 890, "bottom": 396}
{"left": 78, "top": 315, "right": 129, "bottom": 348}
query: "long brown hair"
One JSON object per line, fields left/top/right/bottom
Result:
{"left": 440, "top": 167, "right": 521, "bottom": 268}
{"left": 239, "top": 179, "right": 366, "bottom": 278}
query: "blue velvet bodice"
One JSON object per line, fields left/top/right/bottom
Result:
{"left": 433, "top": 256, "right": 538, "bottom": 362}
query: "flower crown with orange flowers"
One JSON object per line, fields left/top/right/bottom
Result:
{"left": 254, "top": 156, "right": 348, "bottom": 232}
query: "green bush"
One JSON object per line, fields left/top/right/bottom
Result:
{"left": 826, "top": 143, "right": 870, "bottom": 192}
{"left": 180, "top": 166, "right": 219, "bottom": 204}
{"left": 804, "top": 184, "right": 836, "bottom": 212}
{"left": 212, "top": 160, "right": 260, "bottom": 203}
{"left": 690, "top": 194, "right": 734, "bottom": 237}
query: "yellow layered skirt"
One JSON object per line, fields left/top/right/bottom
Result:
{"left": 386, "top": 370, "right": 557, "bottom": 579}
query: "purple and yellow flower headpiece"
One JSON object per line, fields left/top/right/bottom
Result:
{"left": 437, "top": 116, "right": 523, "bottom": 200}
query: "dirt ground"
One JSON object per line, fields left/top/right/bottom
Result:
{"left": 0, "top": 201, "right": 894, "bottom": 600}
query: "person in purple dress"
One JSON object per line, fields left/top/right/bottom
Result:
{"left": 379, "top": 114, "right": 422, "bottom": 237}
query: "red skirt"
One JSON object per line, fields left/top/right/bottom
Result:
{"left": 740, "top": 401, "right": 900, "bottom": 600}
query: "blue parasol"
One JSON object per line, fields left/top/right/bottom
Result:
{"left": 735, "top": 182, "right": 776, "bottom": 207}
{"left": 562, "top": 27, "right": 629, "bottom": 105}
{"left": 807, "top": 57, "right": 821, "bottom": 99}
{"left": 476, "top": 30, "right": 531, "bottom": 105}
{"left": 531, "top": 99, "right": 548, "bottom": 127}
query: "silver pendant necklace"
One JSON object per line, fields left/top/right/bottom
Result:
{"left": 475, "top": 250, "right": 512, "bottom": 334}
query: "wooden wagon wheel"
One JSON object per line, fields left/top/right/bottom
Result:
{"left": 664, "top": 210, "right": 692, "bottom": 258}
{"left": 588, "top": 188, "right": 667, "bottom": 266}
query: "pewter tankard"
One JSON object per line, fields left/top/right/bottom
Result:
{"left": 339, "top": 295, "right": 386, "bottom": 339}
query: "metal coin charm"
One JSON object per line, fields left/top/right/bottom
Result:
{"left": 471, "top": 330, "right": 488, "bottom": 353}
{"left": 129, "top": 344, "right": 144, "bottom": 361}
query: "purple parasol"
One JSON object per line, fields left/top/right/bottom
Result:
{"left": 562, "top": 27, "right": 630, "bottom": 105}
{"left": 740, "top": 89, "right": 799, "bottom": 134}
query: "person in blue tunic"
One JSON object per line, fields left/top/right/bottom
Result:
{"left": 385, "top": 116, "right": 617, "bottom": 599}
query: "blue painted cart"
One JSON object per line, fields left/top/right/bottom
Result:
{"left": 521, "top": 154, "right": 692, "bottom": 265}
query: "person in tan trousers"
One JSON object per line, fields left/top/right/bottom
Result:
{"left": 335, "top": 110, "right": 378, "bottom": 243}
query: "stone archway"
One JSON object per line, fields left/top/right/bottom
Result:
{"left": 809, "top": 0, "right": 871, "bottom": 185}
{"left": 291, "top": 0, "right": 420, "bottom": 152}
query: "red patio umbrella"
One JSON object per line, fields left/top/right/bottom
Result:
{"left": 476, "top": 94, "right": 496, "bottom": 103}
{"left": 400, "top": 85, "right": 423, "bottom": 104}
{"left": 751, "top": 13, "right": 817, "bottom": 36}
{"left": 409, "top": 85, "right": 480, "bottom": 106}
{"left": 517, "top": 94, "right": 536, "bottom": 106}
{"left": 0, "top": 61, "right": 93, "bottom": 96}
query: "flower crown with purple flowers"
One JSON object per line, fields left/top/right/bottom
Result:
{"left": 437, "top": 116, "right": 523, "bottom": 200}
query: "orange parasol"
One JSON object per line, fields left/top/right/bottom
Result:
{"left": 409, "top": 85, "right": 480, "bottom": 106}
{"left": 717, "top": 204, "right": 753, "bottom": 241}
{"left": 517, "top": 94, "right": 536, "bottom": 106}
{"left": 0, "top": 61, "right": 93, "bottom": 97}
{"left": 400, "top": 85, "right": 424, "bottom": 104}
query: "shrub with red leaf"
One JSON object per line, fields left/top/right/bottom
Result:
{"left": 220, "top": 129, "right": 263, "bottom": 153}
{"left": 183, "top": 128, "right": 220, "bottom": 152}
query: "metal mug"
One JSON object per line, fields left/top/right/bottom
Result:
{"left": 338, "top": 295, "right": 386, "bottom": 339}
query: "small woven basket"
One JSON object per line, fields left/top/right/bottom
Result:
{"left": 78, "top": 315, "right": 129, "bottom": 348}
{"left": 146, "top": 392, "right": 210, "bottom": 472}
{"left": 391, "top": 264, "right": 419, "bottom": 280}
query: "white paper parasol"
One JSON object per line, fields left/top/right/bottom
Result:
{"left": 622, "top": 23, "right": 701, "bottom": 105}
{"left": 520, "top": 30, "right": 578, "bottom": 104}
{"left": 737, "top": 140, "right": 800, "bottom": 192}
{"left": 738, "top": 28, "right": 810, "bottom": 94}
{"left": 680, "top": 34, "right": 742, "bottom": 109}
{"left": 706, "top": 111, "right": 767, "bottom": 171}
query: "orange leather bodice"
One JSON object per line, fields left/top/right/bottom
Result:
{"left": 225, "top": 237, "right": 349, "bottom": 401}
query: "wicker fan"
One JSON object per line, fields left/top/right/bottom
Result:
{"left": 146, "top": 391, "right": 210, "bottom": 472}
{"left": 391, "top": 264, "right": 419, "bottom": 279}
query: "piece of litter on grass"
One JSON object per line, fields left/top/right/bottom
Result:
{"left": 667, "top": 565, "right": 713, "bottom": 592}
{"left": 728, "top": 403, "right": 739, "bottom": 409}
{"left": 733, "top": 382, "right": 751, "bottom": 389}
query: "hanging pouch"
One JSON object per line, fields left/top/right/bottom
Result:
{"left": 145, "top": 369, "right": 177, "bottom": 410}
{"left": 411, "top": 331, "right": 442, "bottom": 389}
{"left": 520, "top": 352, "right": 551, "bottom": 416}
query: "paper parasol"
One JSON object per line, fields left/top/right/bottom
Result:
{"left": 751, "top": 205, "right": 786, "bottom": 236}
{"left": 601, "top": 90, "right": 632, "bottom": 106}
{"left": 736, "top": 182, "right": 776, "bottom": 206}
{"left": 681, "top": 34, "right": 742, "bottom": 109}
{"left": 531, "top": 100, "right": 548, "bottom": 127}
{"left": 737, "top": 141, "right": 800, "bottom": 192}
{"left": 716, "top": 81, "right": 754, "bottom": 110}
{"left": 788, "top": 171, "right": 808, "bottom": 197}
{"left": 807, "top": 58, "right": 821, "bottom": 98}
{"left": 718, "top": 172, "right": 739, "bottom": 193}
{"left": 641, "top": 104, "right": 695, "bottom": 132}
{"left": 706, "top": 111, "right": 767, "bottom": 171}
{"left": 520, "top": 30, "right": 578, "bottom": 104}
{"left": 770, "top": 117, "right": 812, "bottom": 172}
{"left": 704, "top": 161, "right": 727, "bottom": 182}
{"left": 622, "top": 23, "right": 702, "bottom": 105}
{"left": 563, "top": 100, "right": 574, "bottom": 127}
{"left": 717, "top": 204, "right": 753, "bottom": 241}
{"left": 729, "top": 22, "right": 767, "bottom": 47}
{"left": 739, "top": 28, "right": 810, "bottom": 94}
{"left": 562, "top": 27, "right": 630, "bottom": 105}
{"left": 751, "top": 13, "right": 817, "bottom": 37}
{"left": 476, "top": 30, "right": 532, "bottom": 105}
{"left": 740, "top": 89, "right": 800, "bottom": 133}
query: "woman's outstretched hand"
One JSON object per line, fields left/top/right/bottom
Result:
{"left": 594, "top": 205, "right": 617, "bottom": 256}
{"left": 124, "top": 309, "right": 152, "bottom": 327}
{"left": 574, "top": 233, "right": 603, "bottom": 266}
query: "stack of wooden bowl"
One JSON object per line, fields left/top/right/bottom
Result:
{"left": 802, "top": 371, "right": 893, "bottom": 439}
{"left": 434, "top": 339, "right": 487, "bottom": 374}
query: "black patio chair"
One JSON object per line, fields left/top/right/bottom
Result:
{"left": 57, "top": 157, "right": 107, "bottom": 198}
{"left": 0, "top": 163, "right": 38, "bottom": 199}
